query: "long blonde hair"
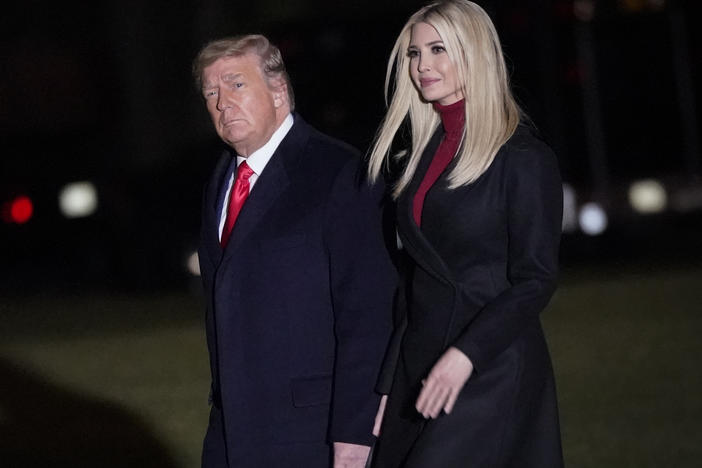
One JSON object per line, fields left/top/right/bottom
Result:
{"left": 367, "top": 0, "right": 521, "bottom": 198}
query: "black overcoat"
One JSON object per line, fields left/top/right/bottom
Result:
{"left": 198, "top": 115, "right": 395, "bottom": 467}
{"left": 372, "top": 124, "right": 564, "bottom": 468}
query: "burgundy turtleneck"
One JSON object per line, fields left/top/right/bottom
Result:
{"left": 412, "top": 99, "right": 465, "bottom": 226}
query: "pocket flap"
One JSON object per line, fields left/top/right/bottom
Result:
{"left": 290, "top": 375, "right": 332, "bottom": 408}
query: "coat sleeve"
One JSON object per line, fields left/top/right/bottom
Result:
{"left": 375, "top": 249, "right": 410, "bottom": 394}
{"left": 452, "top": 141, "right": 563, "bottom": 372}
{"left": 324, "top": 157, "right": 396, "bottom": 446}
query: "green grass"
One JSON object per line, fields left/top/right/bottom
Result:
{"left": 545, "top": 266, "right": 702, "bottom": 468}
{"left": 0, "top": 292, "right": 210, "bottom": 468}
{"left": 1, "top": 267, "right": 701, "bottom": 467}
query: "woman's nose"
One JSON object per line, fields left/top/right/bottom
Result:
{"left": 417, "top": 54, "right": 430, "bottom": 72}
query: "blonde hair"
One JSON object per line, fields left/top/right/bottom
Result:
{"left": 192, "top": 34, "right": 295, "bottom": 111}
{"left": 367, "top": 0, "right": 521, "bottom": 197}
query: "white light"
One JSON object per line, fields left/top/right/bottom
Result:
{"left": 187, "top": 251, "right": 201, "bottom": 276}
{"left": 58, "top": 182, "right": 98, "bottom": 218}
{"left": 562, "top": 184, "right": 578, "bottom": 233}
{"left": 578, "top": 202, "right": 608, "bottom": 236}
{"left": 628, "top": 179, "right": 667, "bottom": 214}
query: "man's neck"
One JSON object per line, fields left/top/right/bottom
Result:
{"left": 234, "top": 109, "right": 290, "bottom": 157}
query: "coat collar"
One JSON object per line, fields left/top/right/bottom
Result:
{"left": 202, "top": 113, "right": 310, "bottom": 263}
{"left": 396, "top": 126, "right": 455, "bottom": 284}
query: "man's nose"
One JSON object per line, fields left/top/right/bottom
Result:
{"left": 216, "top": 90, "right": 236, "bottom": 112}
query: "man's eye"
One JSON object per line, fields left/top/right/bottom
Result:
{"left": 234, "top": 82, "right": 244, "bottom": 89}
{"left": 204, "top": 90, "right": 218, "bottom": 98}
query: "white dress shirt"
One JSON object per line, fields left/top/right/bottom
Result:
{"left": 218, "top": 113, "right": 294, "bottom": 240}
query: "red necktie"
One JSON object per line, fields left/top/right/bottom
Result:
{"left": 221, "top": 161, "right": 254, "bottom": 247}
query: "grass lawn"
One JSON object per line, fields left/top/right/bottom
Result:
{"left": 1, "top": 266, "right": 701, "bottom": 467}
{"left": 0, "top": 292, "right": 210, "bottom": 468}
{"left": 545, "top": 265, "right": 702, "bottom": 468}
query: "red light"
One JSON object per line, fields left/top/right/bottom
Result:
{"left": 5, "top": 196, "right": 34, "bottom": 224}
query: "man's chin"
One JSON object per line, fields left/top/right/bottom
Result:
{"left": 222, "top": 131, "right": 247, "bottom": 147}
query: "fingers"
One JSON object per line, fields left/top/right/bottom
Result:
{"left": 415, "top": 378, "right": 450, "bottom": 418}
{"left": 426, "top": 385, "right": 450, "bottom": 418}
{"left": 414, "top": 379, "right": 432, "bottom": 416}
{"left": 443, "top": 388, "right": 458, "bottom": 414}
{"left": 415, "top": 348, "right": 475, "bottom": 419}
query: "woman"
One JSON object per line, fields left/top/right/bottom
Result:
{"left": 367, "top": 1, "right": 564, "bottom": 467}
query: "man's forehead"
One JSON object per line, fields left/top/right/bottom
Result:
{"left": 204, "top": 54, "right": 262, "bottom": 79}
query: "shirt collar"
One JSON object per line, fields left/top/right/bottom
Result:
{"left": 236, "top": 113, "right": 294, "bottom": 175}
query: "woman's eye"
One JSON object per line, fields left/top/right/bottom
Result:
{"left": 432, "top": 45, "right": 446, "bottom": 54}
{"left": 407, "top": 49, "right": 419, "bottom": 58}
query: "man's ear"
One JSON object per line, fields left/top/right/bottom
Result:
{"left": 269, "top": 76, "right": 288, "bottom": 109}
{"left": 273, "top": 83, "right": 287, "bottom": 108}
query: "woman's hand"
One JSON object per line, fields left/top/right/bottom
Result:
{"left": 415, "top": 346, "right": 474, "bottom": 419}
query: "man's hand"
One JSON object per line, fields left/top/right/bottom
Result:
{"left": 373, "top": 394, "right": 388, "bottom": 436}
{"left": 415, "top": 346, "right": 474, "bottom": 419}
{"left": 333, "top": 442, "right": 371, "bottom": 468}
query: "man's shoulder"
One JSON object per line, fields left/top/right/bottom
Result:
{"left": 282, "top": 115, "right": 375, "bottom": 192}
{"left": 303, "top": 124, "right": 360, "bottom": 161}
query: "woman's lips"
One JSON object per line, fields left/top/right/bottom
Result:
{"left": 419, "top": 78, "right": 439, "bottom": 88}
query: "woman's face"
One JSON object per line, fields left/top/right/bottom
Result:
{"left": 408, "top": 22, "right": 464, "bottom": 105}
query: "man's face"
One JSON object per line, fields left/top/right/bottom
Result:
{"left": 201, "top": 54, "right": 283, "bottom": 156}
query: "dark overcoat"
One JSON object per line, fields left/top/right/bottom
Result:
{"left": 198, "top": 115, "right": 395, "bottom": 467}
{"left": 372, "top": 124, "right": 564, "bottom": 468}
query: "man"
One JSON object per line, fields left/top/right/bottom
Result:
{"left": 192, "top": 35, "right": 395, "bottom": 467}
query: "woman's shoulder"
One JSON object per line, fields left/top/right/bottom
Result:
{"left": 493, "top": 123, "right": 561, "bottom": 184}
{"left": 498, "top": 123, "right": 557, "bottom": 166}
{"left": 503, "top": 123, "right": 553, "bottom": 155}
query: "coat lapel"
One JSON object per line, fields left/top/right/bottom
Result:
{"left": 397, "top": 126, "right": 455, "bottom": 284}
{"left": 221, "top": 115, "right": 308, "bottom": 261}
{"left": 202, "top": 149, "right": 235, "bottom": 263}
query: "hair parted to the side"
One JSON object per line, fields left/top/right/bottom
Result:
{"left": 367, "top": 0, "right": 521, "bottom": 198}
{"left": 192, "top": 34, "right": 295, "bottom": 111}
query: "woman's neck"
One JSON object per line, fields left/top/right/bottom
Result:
{"left": 433, "top": 99, "right": 465, "bottom": 135}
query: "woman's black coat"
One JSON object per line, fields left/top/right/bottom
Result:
{"left": 372, "top": 124, "right": 565, "bottom": 468}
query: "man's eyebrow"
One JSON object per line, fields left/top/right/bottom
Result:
{"left": 221, "top": 73, "right": 243, "bottom": 82}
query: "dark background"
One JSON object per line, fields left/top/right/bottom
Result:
{"left": 1, "top": 0, "right": 701, "bottom": 290}
{"left": 1, "top": 2, "right": 702, "bottom": 467}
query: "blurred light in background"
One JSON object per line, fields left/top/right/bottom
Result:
{"left": 579, "top": 202, "right": 608, "bottom": 236}
{"left": 187, "top": 251, "right": 201, "bottom": 276}
{"left": 562, "top": 184, "right": 578, "bottom": 233}
{"left": 629, "top": 179, "right": 667, "bottom": 214}
{"left": 2, "top": 195, "right": 34, "bottom": 224}
{"left": 58, "top": 182, "right": 98, "bottom": 218}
